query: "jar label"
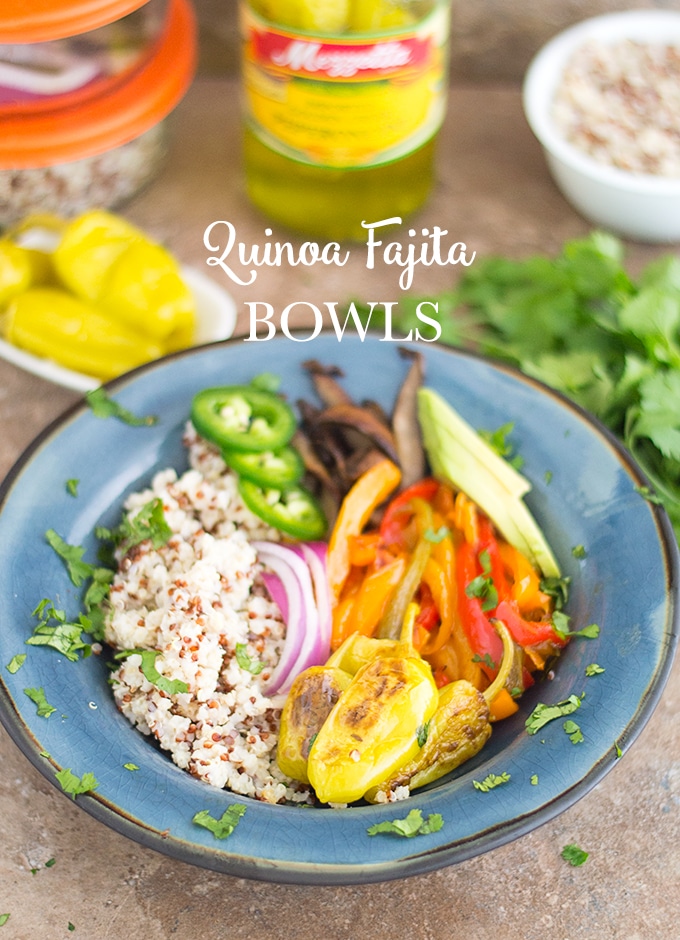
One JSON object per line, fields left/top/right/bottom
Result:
{"left": 240, "top": 6, "right": 450, "bottom": 169}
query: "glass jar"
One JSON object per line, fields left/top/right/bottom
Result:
{"left": 0, "top": 0, "right": 196, "bottom": 229}
{"left": 239, "top": 0, "right": 451, "bottom": 241}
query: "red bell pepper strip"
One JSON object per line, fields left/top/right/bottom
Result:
{"left": 456, "top": 539, "right": 503, "bottom": 676}
{"left": 495, "top": 599, "right": 568, "bottom": 649}
{"left": 378, "top": 478, "right": 439, "bottom": 550}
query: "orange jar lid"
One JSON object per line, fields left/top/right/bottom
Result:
{"left": 0, "top": 0, "right": 196, "bottom": 169}
{"left": 0, "top": 0, "right": 151, "bottom": 43}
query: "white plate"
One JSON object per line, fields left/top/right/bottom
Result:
{"left": 0, "top": 265, "right": 237, "bottom": 393}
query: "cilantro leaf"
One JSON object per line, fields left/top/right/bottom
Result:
{"left": 367, "top": 808, "right": 443, "bottom": 838}
{"left": 66, "top": 479, "right": 79, "bottom": 497}
{"left": 424, "top": 525, "right": 450, "bottom": 543}
{"left": 563, "top": 719, "right": 584, "bottom": 744}
{"left": 525, "top": 694, "right": 583, "bottom": 735}
{"left": 472, "top": 771, "right": 511, "bottom": 792}
{"left": 85, "top": 388, "right": 158, "bottom": 426}
{"left": 234, "top": 643, "right": 264, "bottom": 675}
{"left": 123, "top": 763, "right": 140, "bottom": 771}
{"left": 27, "top": 600, "right": 92, "bottom": 661}
{"left": 561, "top": 843, "right": 589, "bottom": 867}
{"left": 117, "top": 649, "right": 189, "bottom": 696}
{"left": 45, "top": 530, "right": 95, "bottom": 587}
{"left": 0, "top": 914, "right": 9, "bottom": 927}
{"left": 24, "top": 687, "right": 56, "bottom": 718}
{"left": 465, "top": 550, "right": 498, "bottom": 612}
{"left": 585, "top": 663, "right": 605, "bottom": 676}
{"left": 55, "top": 768, "right": 99, "bottom": 800}
{"left": 193, "top": 803, "right": 246, "bottom": 839}
{"left": 6, "top": 654, "right": 26, "bottom": 674}
{"left": 97, "top": 498, "right": 171, "bottom": 555}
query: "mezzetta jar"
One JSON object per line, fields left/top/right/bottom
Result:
{"left": 240, "top": 0, "right": 451, "bottom": 240}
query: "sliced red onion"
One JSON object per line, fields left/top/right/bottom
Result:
{"left": 299, "top": 541, "right": 332, "bottom": 653}
{"left": 253, "top": 541, "right": 325, "bottom": 695}
{"left": 262, "top": 571, "right": 289, "bottom": 622}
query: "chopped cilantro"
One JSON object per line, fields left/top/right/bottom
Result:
{"left": 416, "top": 721, "right": 430, "bottom": 747}
{"left": 571, "top": 544, "right": 587, "bottom": 559}
{"left": 465, "top": 549, "right": 498, "bottom": 612}
{"left": 45, "top": 530, "right": 95, "bottom": 587}
{"left": 123, "top": 763, "right": 139, "bottom": 771}
{"left": 367, "top": 808, "right": 443, "bottom": 838}
{"left": 66, "top": 479, "right": 79, "bottom": 497}
{"left": 45, "top": 858, "right": 56, "bottom": 868}
{"left": 96, "top": 497, "right": 171, "bottom": 555}
{"left": 0, "top": 914, "right": 9, "bottom": 927}
{"left": 6, "top": 654, "right": 26, "bottom": 674}
{"left": 544, "top": 470, "right": 553, "bottom": 485}
{"left": 24, "top": 687, "right": 56, "bottom": 718}
{"left": 193, "top": 803, "right": 246, "bottom": 839}
{"left": 115, "top": 649, "right": 189, "bottom": 696}
{"left": 615, "top": 740, "right": 623, "bottom": 758}
{"left": 68, "top": 924, "right": 75, "bottom": 932}
{"left": 55, "top": 768, "right": 99, "bottom": 799}
{"left": 472, "top": 652, "right": 497, "bottom": 670}
{"left": 585, "top": 663, "right": 605, "bottom": 677}
{"left": 424, "top": 525, "right": 450, "bottom": 543}
{"left": 473, "top": 771, "right": 511, "bottom": 792}
{"left": 27, "top": 601, "right": 92, "bottom": 661}
{"left": 634, "top": 485, "right": 663, "bottom": 506}
{"left": 551, "top": 611, "right": 600, "bottom": 640}
{"left": 478, "top": 422, "right": 524, "bottom": 470}
{"left": 561, "top": 843, "right": 589, "bottom": 867}
{"left": 530, "top": 774, "right": 539, "bottom": 785}
{"left": 525, "top": 694, "right": 583, "bottom": 735}
{"left": 85, "top": 388, "right": 158, "bottom": 426}
{"left": 563, "top": 719, "right": 584, "bottom": 744}
{"left": 234, "top": 643, "right": 264, "bottom": 676}
{"left": 539, "top": 576, "right": 570, "bottom": 610}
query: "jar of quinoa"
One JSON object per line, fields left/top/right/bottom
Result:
{"left": 0, "top": 0, "right": 197, "bottom": 228}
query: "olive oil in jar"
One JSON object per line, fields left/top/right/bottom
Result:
{"left": 239, "top": 0, "right": 451, "bottom": 240}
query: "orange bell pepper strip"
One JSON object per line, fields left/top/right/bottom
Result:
{"left": 498, "top": 542, "right": 553, "bottom": 616}
{"left": 326, "top": 458, "right": 402, "bottom": 606}
{"left": 331, "top": 554, "right": 407, "bottom": 650}
{"left": 487, "top": 687, "right": 520, "bottom": 721}
{"left": 420, "top": 557, "right": 453, "bottom": 655}
{"left": 378, "top": 477, "right": 439, "bottom": 551}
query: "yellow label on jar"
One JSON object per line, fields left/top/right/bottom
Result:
{"left": 240, "top": 5, "right": 450, "bottom": 169}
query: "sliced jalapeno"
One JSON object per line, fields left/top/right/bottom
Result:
{"left": 222, "top": 444, "right": 304, "bottom": 488}
{"left": 238, "top": 479, "right": 327, "bottom": 541}
{"left": 191, "top": 386, "right": 296, "bottom": 453}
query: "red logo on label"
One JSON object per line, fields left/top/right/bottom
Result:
{"left": 251, "top": 29, "right": 430, "bottom": 79}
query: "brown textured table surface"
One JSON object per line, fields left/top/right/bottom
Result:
{"left": 1, "top": 78, "right": 678, "bottom": 940}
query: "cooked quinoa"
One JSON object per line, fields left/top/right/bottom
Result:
{"left": 552, "top": 38, "right": 680, "bottom": 177}
{"left": 105, "top": 424, "right": 312, "bottom": 804}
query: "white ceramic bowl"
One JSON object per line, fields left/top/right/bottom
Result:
{"left": 522, "top": 10, "right": 680, "bottom": 243}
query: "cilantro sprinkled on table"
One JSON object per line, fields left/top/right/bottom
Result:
{"left": 561, "top": 843, "right": 589, "bottom": 867}
{"left": 85, "top": 387, "right": 158, "bottom": 426}
{"left": 367, "top": 808, "right": 443, "bottom": 838}
{"left": 0, "top": 914, "right": 9, "bottom": 927}
{"left": 193, "top": 803, "right": 247, "bottom": 839}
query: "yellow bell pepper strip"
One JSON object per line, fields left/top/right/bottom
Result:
{"left": 333, "top": 554, "right": 406, "bottom": 649}
{"left": 307, "top": 604, "right": 439, "bottom": 804}
{"left": 2, "top": 288, "right": 163, "bottom": 382}
{"left": 52, "top": 209, "right": 195, "bottom": 344}
{"left": 276, "top": 665, "right": 352, "bottom": 784}
{"left": 326, "top": 458, "right": 402, "bottom": 607}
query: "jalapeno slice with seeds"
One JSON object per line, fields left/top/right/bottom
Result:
{"left": 222, "top": 444, "right": 304, "bottom": 489}
{"left": 191, "top": 386, "right": 297, "bottom": 453}
{"left": 238, "top": 479, "right": 327, "bottom": 541}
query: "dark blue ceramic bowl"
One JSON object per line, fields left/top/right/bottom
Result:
{"left": 0, "top": 334, "right": 677, "bottom": 885}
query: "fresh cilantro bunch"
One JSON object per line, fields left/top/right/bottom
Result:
{"left": 360, "top": 232, "right": 680, "bottom": 535}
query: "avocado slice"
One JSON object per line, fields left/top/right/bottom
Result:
{"left": 418, "top": 387, "right": 561, "bottom": 579}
